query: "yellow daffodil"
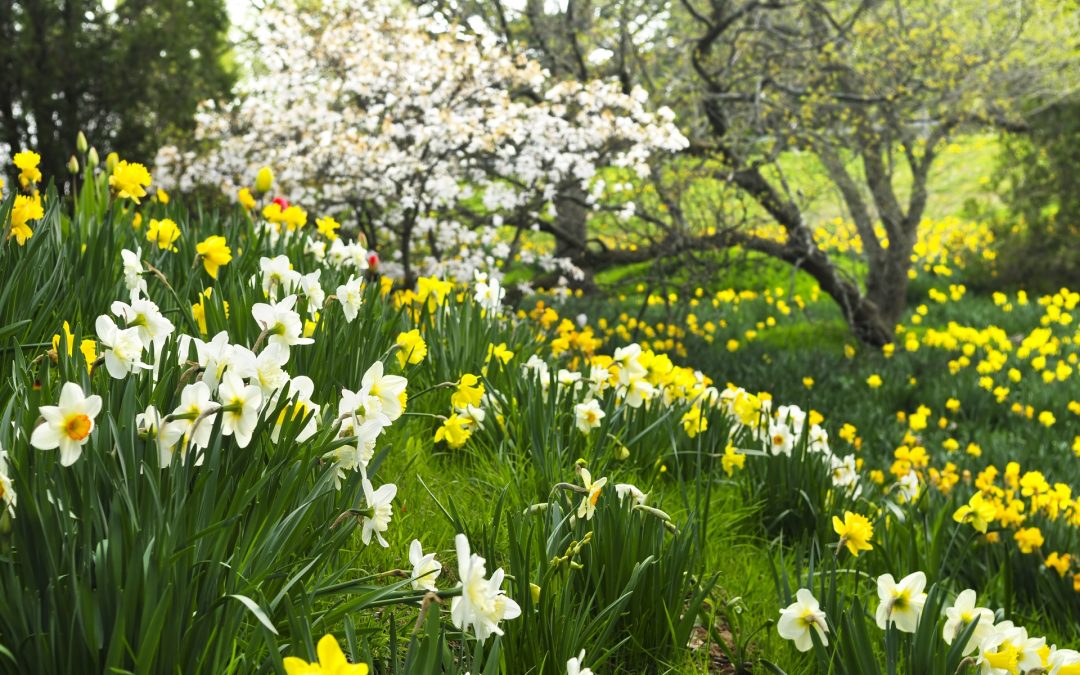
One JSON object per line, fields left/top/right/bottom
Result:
{"left": 109, "top": 160, "right": 152, "bottom": 203}
{"left": 434, "top": 413, "right": 471, "bottom": 448}
{"left": 451, "top": 374, "right": 484, "bottom": 409}
{"left": 8, "top": 194, "right": 44, "bottom": 245}
{"left": 316, "top": 216, "right": 341, "bottom": 240}
{"left": 13, "top": 150, "right": 42, "bottom": 187}
{"left": 146, "top": 218, "right": 180, "bottom": 251}
{"left": 394, "top": 330, "right": 427, "bottom": 369}
{"left": 832, "top": 511, "right": 874, "bottom": 557}
{"left": 283, "top": 634, "right": 367, "bottom": 675}
{"left": 195, "top": 235, "right": 232, "bottom": 279}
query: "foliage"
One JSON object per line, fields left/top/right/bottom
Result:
{"left": 0, "top": 0, "right": 234, "bottom": 178}
{"left": 991, "top": 99, "right": 1080, "bottom": 290}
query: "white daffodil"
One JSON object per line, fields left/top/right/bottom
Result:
{"left": 0, "top": 441, "right": 17, "bottom": 516}
{"left": 457, "top": 404, "right": 485, "bottom": 430}
{"left": 557, "top": 368, "right": 583, "bottom": 391}
{"left": 612, "top": 343, "right": 647, "bottom": 385}
{"left": 977, "top": 621, "right": 1045, "bottom": 675}
{"left": 566, "top": 650, "right": 593, "bottom": 675}
{"left": 338, "top": 387, "right": 391, "bottom": 429}
{"left": 621, "top": 377, "right": 653, "bottom": 409}
{"left": 450, "top": 533, "right": 521, "bottom": 641}
{"left": 136, "top": 405, "right": 185, "bottom": 467}
{"left": 409, "top": 539, "right": 442, "bottom": 592}
{"left": 360, "top": 478, "right": 396, "bottom": 547}
{"left": 259, "top": 254, "right": 301, "bottom": 299}
{"left": 218, "top": 371, "right": 263, "bottom": 448}
{"left": 943, "top": 589, "right": 995, "bottom": 655}
{"left": 336, "top": 275, "right": 365, "bottom": 323}
{"left": 271, "top": 376, "right": 320, "bottom": 443}
{"left": 120, "top": 248, "right": 148, "bottom": 296}
{"left": 171, "top": 382, "right": 216, "bottom": 456}
{"left": 808, "top": 424, "right": 831, "bottom": 454}
{"left": 187, "top": 330, "right": 232, "bottom": 392}
{"left": 875, "top": 571, "right": 927, "bottom": 633}
{"left": 30, "top": 381, "right": 103, "bottom": 466}
{"left": 111, "top": 295, "right": 175, "bottom": 350}
{"left": 767, "top": 422, "right": 795, "bottom": 457}
{"left": 829, "top": 454, "right": 859, "bottom": 490}
{"left": 95, "top": 315, "right": 151, "bottom": 379}
{"left": 614, "top": 482, "right": 648, "bottom": 506}
{"left": 360, "top": 361, "right": 408, "bottom": 423}
{"left": 1048, "top": 648, "right": 1080, "bottom": 674}
{"left": 251, "top": 295, "right": 313, "bottom": 349}
{"left": 777, "top": 588, "right": 829, "bottom": 652}
{"left": 328, "top": 416, "right": 384, "bottom": 487}
{"left": 576, "top": 467, "right": 607, "bottom": 520}
{"left": 473, "top": 273, "right": 504, "bottom": 312}
{"left": 299, "top": 270, "right": 325, "bottom": 312}
{"left": 232, "top": 343, "right": 291, "bottom": 397}
{"left": 574, "top": 398, "right": 605, "bottom": 434}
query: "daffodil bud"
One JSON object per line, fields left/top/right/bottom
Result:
{"left": 529, "top": 583, "right": 541, "bottom": 604}
{"left": 67, "top": 156, "right": 79, "bottom": 174}
{"left": 76, "top": 131, "right": 88, "bottom": 154}
{"left": 105, "top": 152, "right": 119, "bottom": 173}
{"left": 87, "top": 147, "right": 100, "bottom": 169}
{"left": 255, "top": 166, "right": 274, "bottom": 193}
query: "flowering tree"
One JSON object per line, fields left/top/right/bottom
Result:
{"left": 156, "top": 0, "right": 686, "bottom": 286}
{"left": 430, "top": 0, "right": 1080, "bottom": 345}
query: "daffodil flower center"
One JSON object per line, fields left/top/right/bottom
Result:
{"left": 64, "top": 413, "right": 92, "bottom": 441}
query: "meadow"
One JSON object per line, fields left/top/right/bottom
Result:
{"left": 1, "top": 136, "right": 1079, "bottom": 675}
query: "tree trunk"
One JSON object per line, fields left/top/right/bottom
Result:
{"left": 553, "top": 181, "right": 595, "bottom": 289}
{"left": 864, "top": 234, "right": 914, "bottom": 331}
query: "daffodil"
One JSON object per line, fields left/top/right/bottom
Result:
{"left": 942, "top": 589, "right": 994, "bottom": 655}
{"left": 360, "top": 478, "right": 396, "bottom": 547}
{"left": 95, "top": 315, "right": 151, "bottom": 379}
{"left": 146, "top": 218, "right": 181, "bottom": 251}
{"left": 336, "top": 275, "right": 365, "bottom": 323}
{"left": 408, "top": 539, "right": 442, "bottom": 592}
{"left": 395, "top": 330, "right": 427, "bottom": 368}
{"left": 316, "top": 215, "right": 341, "bottom": 240}
{"left": 30, "top": 382, "right": 103, "bottom": 466}
{"left": 576, "top": 467, "right": 607, "bottom": 520}
{"left": 261, "top": 255, "right": 301, "bottom": 299}
{"left": 283, "top": 634, "right": 367, "bottom": 675}
{"left": 434, "top": 413, "right": 471, "bottom": 448}
{"left": 953, "top": 492, "right": 997, "bottom": 533}
{"left": 875, "top": 571, "right": 927, "bottom": 633}
{"left": 109, "top": 160, "right": 152, "bottom": 203}
{"left": 237, "top": 187, "right": 257, "bottom": 211}
{"left": 721, "top": 443, "right": 746, "bottom": 477}
{"left": 777, "top": 588, "right": 829, "bottom": 652}
{"left": 136, "top": 405, "right": 185, "bottom": 467}
{"left": 252, "top": 295, "right": 314, "bottom": 350}
{"left": 13, "top": 150, "right": 42, "bottom": 186}
{"left": 566, "top": 650, "right": 594, "bottom": 675}
{"left": 8, "top": 194, "right": 44, "bottom": 245}
{"left": 574, "top": 398, "right": 605, "bottom": 435}
{"left": 218, "top": 372, "right": 263, "bottom": 448}
{"left": 450, "top": 533, "right": 521, "bottom": 641}
{"left": 452, "top": 374, "right": 484, "bottom": 409}
{"left": 196, "top": 235, "right": 232, "bottom": 279}
{"left": 832, "top": 511, "right": 874, "bottom": 557}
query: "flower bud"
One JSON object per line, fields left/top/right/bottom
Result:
{"left": 87, "top": 147, "right": 100, "bottom": 169}
{"left": 76, "top": 131, "right": 88, "bottom": 154}
{"left": 255, "top": 166, "right": 274, "bottom": 193}
{"left": 105, "top": 152, "right": 119, "bottom": 173}
{"left": 67, "top": 156, "right": 79, "bottom": 174}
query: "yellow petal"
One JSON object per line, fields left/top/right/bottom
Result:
{"left": 317, "top": 634, "right": 348, "bottom": 669}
